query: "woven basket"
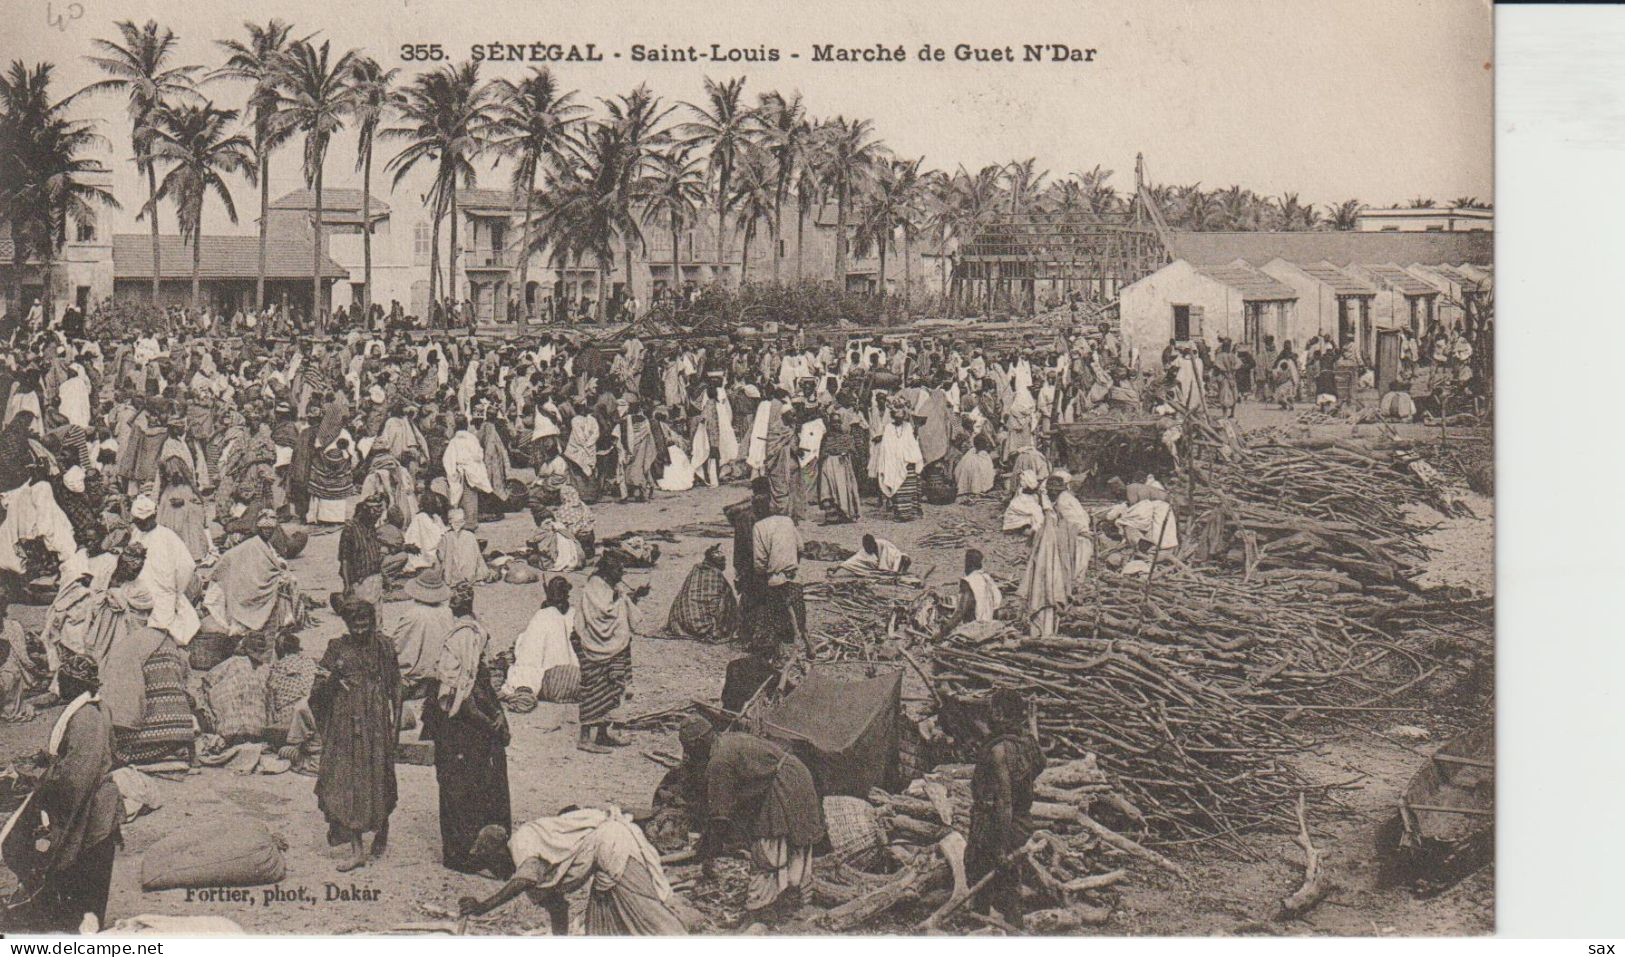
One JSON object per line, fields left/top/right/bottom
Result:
{"left": 188, "top": 633, "right": 238, "bottom": 672}
{"left": 823, "top": 795, "right": 886, "bottom": 869}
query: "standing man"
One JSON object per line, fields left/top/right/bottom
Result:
{"left": 967, "top": 688, "right": 1045, "bottom": 930}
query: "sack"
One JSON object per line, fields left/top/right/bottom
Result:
{"left": 503, "top": 561, "right": 540, "bottom": 584}
{"left": 140, "top": 816, "right": 286, "bottom": 891}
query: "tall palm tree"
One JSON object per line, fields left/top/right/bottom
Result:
{"left": 678, "top": 76, "right": 753, "bottom": 287}
{"left": 641, "top": 145, "right": 706, "bottom": 302}
{"left": 385, "top": 61, "right": 492, "bottom": 326}
{"left": 529, "top": 121, "right": 637, "bottom": 319}
{"left": 1001, "top": 157, "right": 1048, "bottom": 216}
{"left": 817, "top": 116, "right": 887, "bottom": 289}
{"left": 600, "top": 84, "right": 673, "bottom": 311}
{"left": 728, "top": 149, "right": 777, "bottom": 283}
{"left": 792, "top": 122, "right": 827, "bottom": 283}
{"left": 147, "top": 101, "right": 257, "bottom": 309}
{"left": 84, "top": 19, "right": 200, "bottom": 299}
{"left": 854, "top": 157, "right": 924, "bottom": 314}
{"left": 751, "top": 90, "right": 806, "bottom": 284}
{"left": 0, "top": 61, "right": 120, "bottom": 319}
{"left": 213, "top": 19, "right": 302, "bottom": 311}
{"left": 276, "top": 38, "right": 356, "bottom": 328}
{"left": 489, "top": 67, "right": 583, "bottom": 320}
{"left": 347, "top": 56, "right": 399, "bottom": 321}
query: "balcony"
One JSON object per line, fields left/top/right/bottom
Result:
{"left": 463, "top": 249, "right": 517, "bottom": 270}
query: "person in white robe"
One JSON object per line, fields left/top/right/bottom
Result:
{"left": 128, "top": 494, "right": 199, "bottom": 645}
{"left": 869, "top": 408, "right": 923, "bottom": 500}
{"left": 443, "top": 422, "right": 495, "bottom": 519}
{"left": 57, "top": 364, "right": 92, "bottom": 430}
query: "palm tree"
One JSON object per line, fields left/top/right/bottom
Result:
{"left": 1408, "top": 196, "right": 1437, "bottom": 209}
{"left": 385, "top": 61, "right": 492, "bottom": 326}
{"left": 1001, "top": 157, "right": 1048, "bottom": 215}
{"left": 854, "top": 156, "right": 924, "bottom": 315}
{"left": 276, "top": 38, "right": 356, "bottom": 328}
{"left": 679, "top": 76, "right": 753, "bottom": 287}
{"left": 0, "top": 61, "right": 120, "bottom": 320}
{"left": 489, "top": 67, "right": 583, "bottom": 321}
{"left": 817, "top": 116, "right": 887, "bottom": 289}
{"left": 528, "top": 121, "right": 636, "bottom": 319}
{"left": 600, "top": 84, "right": 674, "bottom": 311}
{"left": 1074, "top": 164, "right": 1120, "bottom": 217}
{"left": 792, "top": 122, "right": 827, "bottom": 283}
{"left": 213, "top": 19, "right": 301, "bottom": 311}
{"left": 752, "top": 90, "right": 807, "bottom": 284}
{"left": 147, "top": 101, "right": 257, "bottom": 310}
{"left": 728, "top": 149, "right": 777, "bottom": 283}
{"left": 1325, "top": 198, "right": 1363, "bottom": 230}
{"left": 1451, "top": 195, "right": 1482, "bottom": 209}
{"left": 347, "top": 56, "right": 399, "bottom": 321}
{"left": 641, "top": 145, "right": 706, "bottom": 302}
{"left": 84, "top": 19, "right": 200, "bottom": 299}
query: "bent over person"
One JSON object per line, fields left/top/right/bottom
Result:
{"left": 679, "top": 718, "right": 826, "bottom": 920}
{"left": 458, "top": 806, "right": 686, "bottom": 935}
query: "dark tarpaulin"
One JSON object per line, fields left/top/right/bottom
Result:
{"left": 755, "top": 664, "right": 903, "bottom": 798}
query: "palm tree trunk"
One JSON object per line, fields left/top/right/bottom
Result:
{"left": 518, "top": 165, "right": 536, "bottom": 323}
{"left": 834, "top": 187, "right": 848, "bottom": 289}
{"left": 877, "top": 240, "right": 888, "bottom": 323}
{"left": 903, "top": 232, "right": 912, "bottom": 315}
{"left": 671, "top": 213, "right": 681, "bottom": 303}
{"left": 741, "top": 225, "right": 750, "bottom": 280}
{"left": 146, "top": 163, "right": 162, "bottom": 300}
{"left": 623, "top": 244, "right": 635, "bottom": 318}
{"left": 191, "top": 222, "right": 202, "bottom": 312}
{"left": 429, "top": 207, "right": 442, "bottom": 321}
{"left": 362, "top": 139, "right": 373, "bottom": 323}
{"left": 449, "top": 188, "right": 460, "bottom": 321}
{"left": 796, "top": 203, "right": 806, "bottom": 283}
{"left": 312, "top": 161, "right": 325, "bottom": 332}
{"left": 771, "top": 195, "right": 782, "bottom": 285}
{"left": 715, "top": 171, "right": 728, "bottom": 287}
{"left": 257, "top": 145, "right": 269, "bottom": 311}
{"left": 597, "top": 252, "right": 609, "bottom": 320}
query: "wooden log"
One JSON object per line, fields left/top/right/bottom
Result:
{"left": 1273, "top": 793, "right": 1337, "bottom": 920}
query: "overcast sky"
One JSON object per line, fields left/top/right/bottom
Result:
{"left": 7, "top": 0, "right": 1494, "bottom": 237}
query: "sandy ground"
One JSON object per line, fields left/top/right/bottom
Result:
{"left": 0, "top": 398, "right": 1494, "bottom": 936}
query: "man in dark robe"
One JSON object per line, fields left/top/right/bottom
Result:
{"left": 967, "top": 688, "right": 1046, "bottom": 929}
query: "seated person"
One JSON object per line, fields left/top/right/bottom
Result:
{"left": 664, "top": 545, "right": 738, "bottom": 643}
{"left": 501, "top": 577, "right": 580, "bottom": 709}
{"left": 200, "top": 632, "right": 271, "bottom": 743}
{"left": 199, "top": 511, "right": 298, "bottom": 638}
{"left": 436, "top": 508, "right": 492, "bottom": 588}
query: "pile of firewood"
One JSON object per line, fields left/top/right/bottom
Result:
{"left": 811, "top": 759, "right": 1152, "bottom": 933}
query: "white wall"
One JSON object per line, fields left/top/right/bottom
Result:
{"left": 1119, "top": 260, "right": 1240, "bottom": 369}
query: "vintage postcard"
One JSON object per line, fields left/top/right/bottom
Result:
{"left": 0, "top": 0, "right": 1492, "bottom": 938}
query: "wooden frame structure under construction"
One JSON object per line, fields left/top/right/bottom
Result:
{"left": 953, "top": 154, "right": 1176, "bottom": 315}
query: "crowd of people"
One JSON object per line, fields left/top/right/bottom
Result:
{"left": 0, "top": 292, "right": 1485, "bottom": 933}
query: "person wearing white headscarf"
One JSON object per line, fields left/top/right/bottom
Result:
{"left": 458, "top": 806, "right": 684, "bottom": 935}
{"left": 57, "top": 363, "right": 92, "bottom": 430}
{"left": 1002, "top": 470, "right": 1046, "bottom": 535}
{"left": 129, "top": 494, "right": 199, "bottom": 646}
{"left": 442, "top": 421, "right": 494, "bottom": 523}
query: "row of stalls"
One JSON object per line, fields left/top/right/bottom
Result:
{"left": 1119, "top": 257, "right": 1492, "bottom": 374}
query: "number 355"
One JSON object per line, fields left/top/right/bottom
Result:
{"left": 400, "top": 43, "right": 445, "bottom": 61}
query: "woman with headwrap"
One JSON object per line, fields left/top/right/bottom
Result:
{"left": 814, "top": 397, "right": 862, "bottom": 524}
{"left": 154, "top": 456, "right": 213, "bottom": 563}
{"left": 503, "top": 577, "right": 579, "bottom": 708}
{"left": 306, "top": 413, "right": 358, "bottom": 526}
{"left": 562, "top": 407, "right": 601, "bottom": 503}
{"left": 1002, "top": 470, "right": 1047, "bottom": 535}
{"left": 1001, "top": 386, "right": 1037, "bottom": 466}
{"left": 422, "top": 583, "right": 511, "bottom": 873}
{"left": 573, "top": 553, "right": 638, "bottom": 754}
{"left": 1020, "top": 485, "right": 1076, "bottom": 639}
{"left": 99, "top": 582, "right": 194, "bottom": 766}
{"left": 442, "top": 417, "right": 494, "bottom": 530}
{"left": 761, "top": 400, "right": 806, "bottom": 522}
{"left": 475, "top": 406, "right": 513, "bottom": 520}
{"left": 614, "top": 398, "right": 662, "bottom": 503}
{"left": 871, "top": 395, "right": 924, "bottom": 521}
{"left": 358, "top": 449, "right": 418, "bottom": 535}
{"left": 339, "top": 498, "right": 386, "bottom": 607}
{"left": 1, "top": 652, "right": 122, "bottom": 932}
{"left": 311, "top": 596, "right": 400, "bottom": 872}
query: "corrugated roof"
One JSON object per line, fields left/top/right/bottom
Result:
{"left": 1195, "top": 263, "right": 1298, "bottom": 300}
{"left": 1168, "top": 230, "right": 1491, "bottom": 267}
{"left": 1294, "top": 261, "right": 1377, "bottom": 295}
{"left": 1417, "top": 263, "right": 1477, "bottom": 286}
{"left": 456, "top": 188, "right": 523, "bottom": 211}
{"left": 112, "top": 234, "right": 347, "bottom": 280}
{"left": 269, "top": 188, "right": 391, "bottom": 214}
{"left": 1356, "top": 263, "right": 1438, "bottom": 296}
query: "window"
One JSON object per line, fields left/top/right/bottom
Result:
{"left": 1380, "top": 226, "right": 1399, "bottom": 232}
{"left": 1424, "top": 225, "right": 1444, "bottom": 233}
{"left": 75, "top": 221, "right": 95, "bottom": 242}
{"left": 1173, "top": 304, "right": 1191, "bottom": 340}
{"left": 413, "top": 223, "right": 432, "bottom": 265}
{"left": 778, "top": 239, "right": 786, "bottom": 258}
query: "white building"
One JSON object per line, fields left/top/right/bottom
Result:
{"left": 1354, "top": 206, "right": 1492, "bottom": 233}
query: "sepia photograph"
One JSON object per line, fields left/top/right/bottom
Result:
{"left": 0, "top": 0, "right": 1496, "bottom": 939}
